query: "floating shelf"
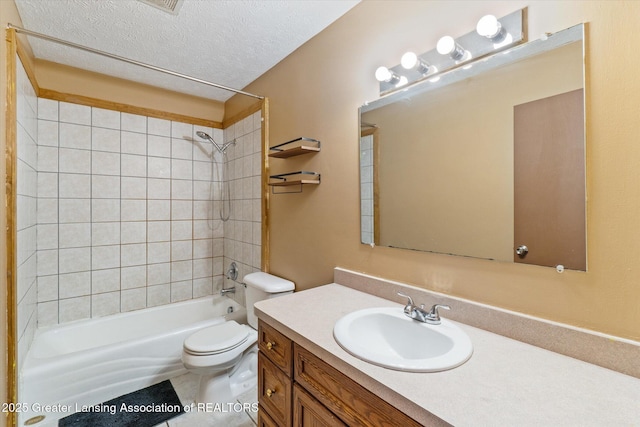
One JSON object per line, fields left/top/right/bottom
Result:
{"left": 269, "top": 137, "right": 321, "bottom": 158}
{"left": 269, "top": 171, "right": 321, "bottom": 186}
{"left": 268, "top": 171, "right": 321, "bottom": 193}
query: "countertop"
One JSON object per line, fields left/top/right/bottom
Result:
{"left": 254, "top": 283, "right": 640, "bottom": 426}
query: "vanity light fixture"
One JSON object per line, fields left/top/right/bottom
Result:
{"left": 476, "top": 15, "right": 507, "bottom": 42}
{"left": 374, "top": 8, "right": 524, "bottom": 96}
{"left": 400, "top": 51, "right": 433, "bottom": 75}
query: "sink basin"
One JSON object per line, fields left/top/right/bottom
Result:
{"left": 333, "top": 307, "right": 473, "bottom": 372}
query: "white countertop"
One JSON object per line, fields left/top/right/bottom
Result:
{"left": 254, "top": 283, "right": 640, "bottom": 426}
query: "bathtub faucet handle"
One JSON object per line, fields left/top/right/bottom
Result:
{"left": 226, "top": 262, "right": 238, "bottom": 281}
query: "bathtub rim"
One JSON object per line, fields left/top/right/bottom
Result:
{"left": 25, "top": 295, "right": 245, "bottom": 362}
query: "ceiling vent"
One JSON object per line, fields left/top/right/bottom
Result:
{"left": 137, "top": 0, "right": 184, "bottom": 15}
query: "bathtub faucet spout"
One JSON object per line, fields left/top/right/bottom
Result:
{"left": 221, "top": 287, "right": 236, "bottom": 296}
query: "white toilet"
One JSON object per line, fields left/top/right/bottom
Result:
{"left": 182, "top": 272, "right": 295, "bottom": 404}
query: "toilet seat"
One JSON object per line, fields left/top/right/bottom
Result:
{"left": 184, "top": 321, "right": 249, "bottom": 356}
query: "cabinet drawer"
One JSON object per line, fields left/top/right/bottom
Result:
{"left": 258, "top": 352, "right": 292, "bottom": 427}
{"left": 294, "top": 345, "right": 424, "bottom": 427}
{"left": 294, "top": 384, "right": 347, "bottom": 427}
{"left": 259, "top": 320, "right": 293, "bottom": 376}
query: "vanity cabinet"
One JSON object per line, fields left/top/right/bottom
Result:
{"left": 258, "top": 321, "right": 293, "bottom": 426}
{"left": 257, "top": 320, "right": 423, "bottom": 427}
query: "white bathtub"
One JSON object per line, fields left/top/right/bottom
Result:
{"left": 19, "top": 295, "right": 244, "bottom": 426}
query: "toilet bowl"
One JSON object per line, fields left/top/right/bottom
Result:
{"left": 181, "top": 272, "right": 294, "bottom": 404}
{"left": 182, "top": 321, "right": 258, "bottom": 403}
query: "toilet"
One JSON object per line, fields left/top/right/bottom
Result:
{"left": 182, "top": 272, "right": 295, "bottom": 404}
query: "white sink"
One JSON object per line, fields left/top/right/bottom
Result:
{"left": 333, "top": 307, "right": 473, "bottom": 372}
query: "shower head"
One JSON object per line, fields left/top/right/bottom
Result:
{"left": 195, "top": 131, "right": 236, "bottom": 154}
{"left": 196, "top": 131, "right": 213, "bottom": 141}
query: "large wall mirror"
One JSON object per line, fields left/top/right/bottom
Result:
{"left": 360, "top": 24, "right": 586, "bottom": 271}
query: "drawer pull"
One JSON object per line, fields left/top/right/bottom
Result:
{"left": 265, "top": 388, "right": 276, "bottom": 397}
{"left": 266, "top": 341, "right": 276, "bottom": 350}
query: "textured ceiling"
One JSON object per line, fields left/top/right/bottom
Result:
{"left": 13, "top": 0, "right": 360, "bottom": 101}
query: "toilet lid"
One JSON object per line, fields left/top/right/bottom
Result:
{"left": 184, "top": 321, "right": 249, "bottom": 355}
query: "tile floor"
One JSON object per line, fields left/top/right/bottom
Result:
{"left": 154, "top": 373, "right": 258, "bottom": 427}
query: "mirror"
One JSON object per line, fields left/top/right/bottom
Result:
{"left": 360, "top": 25, "right": 586, "bottom": 270}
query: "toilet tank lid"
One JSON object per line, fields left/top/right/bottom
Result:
{"left": 244, "top": 272, "right": 295, "bottom": 292}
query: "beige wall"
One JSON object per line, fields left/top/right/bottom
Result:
{"left": 226, "top": 1, "right": 640, "bottom": 341}
{"left": 34, "top": 60, "right": 225, "bottom": 123}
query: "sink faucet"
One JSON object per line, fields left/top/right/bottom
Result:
{"left": 397, "top": 292, "right": 450, "bottom": 325}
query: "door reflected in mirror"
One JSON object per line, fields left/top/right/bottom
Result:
{"left": 359, "top": 25, "right": 586, "bottom": 271}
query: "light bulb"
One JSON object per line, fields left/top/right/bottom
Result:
{"left": 375, "top": 66, "right": 401, "bottom": 85}
{"left": 401, "top": 52, "right": 418, "bottom": 69}
{"left": 437, "top": 36, "right": 466, "bottom": 61}
{"left": 476, "top": 15, "right": 500, "bottom": 38}
{"left": 401, "top": 52, "right": 431, "bottom": 74}
{"left": 436, "top": 36, "right": 455, "bottom": 55}
{"left": 476, "top": 15, "right": 507, "bottom": 42}
{"left": 375, "top": 66, "right": 392, "bottom": 82}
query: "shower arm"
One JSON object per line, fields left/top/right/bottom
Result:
{"left": 196, "top": 131, "right": 235, "bottom": 154}
{"left": 208, "top": 139, "right": 225, "bottom": 154}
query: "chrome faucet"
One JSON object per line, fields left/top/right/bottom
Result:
{"left": 221, "top": 262, "right": 238, "bottom": 296}
{"left": 226, "top": 262, "right": 238, "bottom": 281}
{"left": 397, "top": 292, "right": 450, "bottom": 325}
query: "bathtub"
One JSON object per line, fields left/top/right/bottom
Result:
{"left": 19, "top": 295, "right": 245, "bottom": 426}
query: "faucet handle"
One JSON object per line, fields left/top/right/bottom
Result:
{"left": 397, "top": 292, "right": 415, "bottom": 316}
{"left": 397, "top": 292, "right": 415, "bottom": 306}
{"left": 426, "top": 304, "right": 451, "bottom": 324}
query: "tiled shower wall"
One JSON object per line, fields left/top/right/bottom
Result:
{"left": 35, "top": 100, "right": 224, "bottom": 325}
{"left": 33, "top": 99, "right": 262, "bottom": 327}
{"left": 16, "top": 59, "right": 38, "bottom": 367}
{"left": 360, "top": 134, "right": 374, "bottom": 243}
{"left": 222, "top": 112, "right": 263, "bottom": 304}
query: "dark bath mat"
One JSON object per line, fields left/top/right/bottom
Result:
{"left": 59, "top": 380, "right": 184, "bottom": 427}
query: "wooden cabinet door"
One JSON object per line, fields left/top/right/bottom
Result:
{"left": 258, "top": 352, "right": 292, "bottom": 427}
{"left": 294, "top": 345, "right": 425, "bottom": 427}
{"left": 258, "top": 321, "right": 293, "bottom": 376}
{"left": 514, "top": 88, "right": 586, "bottom": 270}
{"left": 257, "top": 405, "right": 280, "bottom": 427}
{"left": 294, "top": 384, "right": 347, "bottom": 427}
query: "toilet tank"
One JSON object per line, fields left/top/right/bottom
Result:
{"left": 244, "top": 272, "right": 295, "bottom": 329}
